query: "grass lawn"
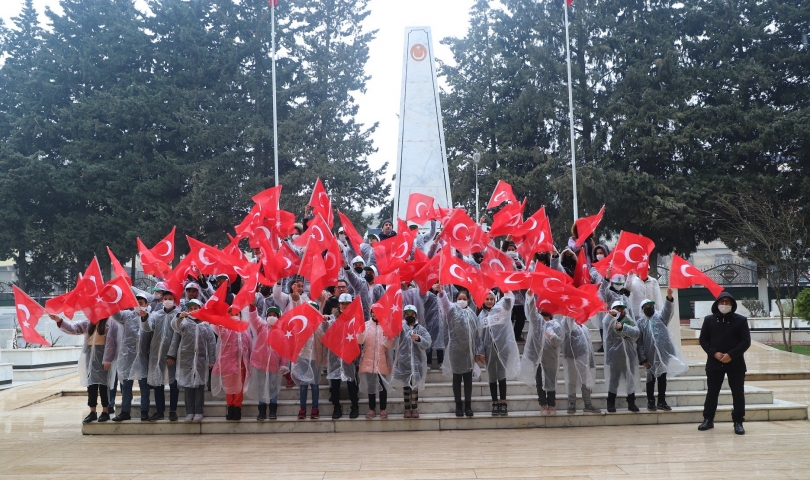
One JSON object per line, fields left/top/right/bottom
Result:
{"left": 769, "top": 344, "right": 810, "bottom": 356}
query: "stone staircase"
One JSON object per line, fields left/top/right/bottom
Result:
{"left": 82, "top": 327, "right": 808, "bottom": 435}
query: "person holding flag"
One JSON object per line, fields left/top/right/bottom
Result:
{"left": 357, "top": 309, "right": 395, "bottom": 419}
{"left": 322, "top": 294, "right": 362, "bottom": 420}
{"left": 210, "top": 311, "right": 252, "bottom": 422}
{"left": 603, "top": 300, "right": 641, "bottom": 413}
{"left": 170, "top": 299, "right": 217, "bottom": 422}
{"left": 521, "top": 291, "right": 564, "bottom": 415}
{"left": 245, "top": 304, "right": 289, "bottom": 421}
{"left": 438, "top": 289, "right": 484, "bottom": 418}
{"left": 391, "top": 305, "right": 431, "bottom": 418}
{"left": 108, "top": 289, "right": 151, "bottom": 422}
{"left": 49, "top": 313, "right": 119, "bottom": 423}
{"left": 560, "top": 309, "right": 601, "bottom": 415}
{"left": 477, "top": 291, "right": 520, "bottom": 416}
{"left": 422, "top": 284, "right": 445, "bottom": 370}
{"left": 141, "top": 288, "right": 182, "bottom": 422}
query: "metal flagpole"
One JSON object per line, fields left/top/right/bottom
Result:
{"left": 271, "top": 1, "right": 280, "bottom": 187}
{"left": 564, "top": 1, "right": 578, "bottom": 221}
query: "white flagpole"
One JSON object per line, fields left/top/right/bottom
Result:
{"left": 271, "top": 1, "right": 280, "bottom": 187}
{"left": 564, "top": 1, "right": 578, "bottom": 221}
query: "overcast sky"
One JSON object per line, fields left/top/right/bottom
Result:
{"left": 0, "top": 0, "right": 477, "bottom": 188}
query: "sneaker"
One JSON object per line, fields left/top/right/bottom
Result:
{"left": 193, "top": 414, "right": 203, "bottom": 422}
{"left": 597, "top": 346, "right": 604, "bottom": 353}
{"left": 332, "top": 405, "right": 343, "bottom": 420}
{"left": 657, "top": 402, "right": 672, "bottom": 411}
{"left": 112, "top": 412, "right": 131, "bottom": 422}
{"left": 582, "top": 404, "right": 602, "bottom": 414}
{"left": 567, "top": 402, "right": 576, "bottom": 414}
{"left": 491, "top": 403, "right": 499, "bottom": 416}
{"left": 540, "top": 405, "right": 548, "bottom": 415}
{"left": 310, "top": 408, "right": 320, "bottom": 420}
{"left": 297, "top": 408, "right": 307, "bottom": 420}
{"left": 83, "top": 412, "right": 98, "bottom": 423}
{"left": 380, "top": 410, "right": 388, "bottom": 419}
{"left": 366, "top": 409, "right": 376, "bottom": 419}
{"left": 349, "top": 406, "right": 359, "bottom": 419}
{"left": 464, "top": 408, "right": 474, "bottom": 417}
{"left": 168, "top": 411, "right": 178, "bottom": 422}
{"left": 97, "top": 412, "right": 110, "bottom": 422}
{"left": 109, "top": 405, "right": 115, "bottom": 415}
{"left": 140, "top": 411, "right": 149, "bottom": 421}
{"left": 548, "top": 407, "right": 556, "bottom": 415}
{"left": 411, "top": 409, "right": 419, "bottom": 418}
{"left": 403, "top": 409, "right": 412, "bottom": 418}
{"left": 499, "top": 403, "right": 508, "bottom": 416}
{"left": 647, "top": 400, "right": 658, "bottom": 411}
{"left": 148, "top": 412, "right": 164, "bottom": 422}
{"left": 184, "top": 414, "right": 194, "bottom": 422}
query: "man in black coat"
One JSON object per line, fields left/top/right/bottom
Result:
{"left": 698, "top": 292, "right": 751, "bottom": 435}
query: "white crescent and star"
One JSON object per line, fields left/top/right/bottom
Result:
{"left": 395, "top": 241, "right": 410, "bottom": 259}
{"left": 503, "top": 272, "right": 523, "bottom": 284}
{"left": 542, "top": 277, "right": 563, "bottom": 292}
{"left": 493, "top": 191, "right": 507, "bottom": 202}
{"left": 415, "top": 202, "right": 428, "bottom": 217}
{"left": 313, "top": 226, "right": 325, "bottom": 243}
{"left": 452, "top": 224, "right": 469, "bottom": 241}
{"left": 449, "top": 264, "right": 470, "bottom": 283}
{"left": 108, "top": 285, "right": 123, "bottom": 304}
{"left": 488, "top": 259, "right": 506, "bottom": 272}
{"left": 290, "top": 315, "right": 309, "bottom": 335}
{"left": 17, "top": 304, "right": 30, "bottom": 320}
{"left": 324, "top": 253, "right": 337, "bottom": 271}
{"left": 624, "top": 244, "right": 644, "bottom": 264}
{"left": 199, "top": 248, "right": 214, "bottom": 266}
{"left": 158, "top": 240, "right": 173, "bottom": 257}
{"left": 680, "top": 264, "right": 694, "bottom": 277}
{"left": 525, "top": 218, "right": 537, "bottom": 232}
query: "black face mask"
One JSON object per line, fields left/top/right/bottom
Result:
{"left": 354, "top": 267, "right": 364, "bottom": 274}
{"left": 537, "top": 253, "right": 549, "bottom": 263}
{"left": 405, "top": 315, "right": 416, "bottom": 325}
{"left": 259, "top": 286, "right": 272, "bottom": 297}
{"left": 643, "top": 306, "right": 655, "bottom": 317}
{"left": 364, "top": 274, "right": 375, "bottom": 283}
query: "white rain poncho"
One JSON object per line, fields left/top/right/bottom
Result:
{"left": 561, "top": 317, "right": 596, "bottom": 391}
{"left": 211, "top": 326, "right": 252, "bottom": 397}
{"left": 170, "top": 315, "right": 217, "bottom": 388}
{"left": 519, "top": 295, "right": 564, "bottom": 391}
{"left": 391, "top": 319, "right": 431, "bottom": 391}
{"left": 141, "top": 307, "right": 181, "bottom": 386}
{"left": 628, "top": 274, "right": 663, "bottom": 315}
{"left": 357, "top": 320, "right": 395, "bottom": 394}
{"left": 291, "top": 324, "right": 326, "bottom": 386}
{"left": 110, "top": 309, "right": 144, "bottom": 382}
{"left": 58, "top": 318, "right": 118, "bottom": 387}
{"left": 421, "top": 290, "right": 445, "bottom": 350}
{"left": 477, "top": 292, "right": 520, "bottom": 382}
{"left": 438, "top": 293, "right": 483, "bottom": 376}
{"left": 323, "top": 315, "right": 358, "bottom": 382}
{"left": 636, "top": 299, "right": 688, "bottom": 379}
{"left": 602, "top": 311, "right": 640, "bottom": 395}
{"left": 244, "top": 308, "right": 289, "bottom": 402}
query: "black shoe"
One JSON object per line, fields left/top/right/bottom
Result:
{"left": 597, "top": 346, "right": 604, "bottom": 353}
{"left": 491, "top": 403, "right": 499, "bottom": 416}
{"left": 168, "top": 411, "right": 178, "bottom": 422}
{"left": 698, "top": 419, "right": 714, "bottom": 431}
{"left": 82, "top": 412, "right": 98, "bottom": 423}
{"left": 109, "top": 405, "right": 115, "bottom": 415}
{"left": 268, "top": 403, "right": 278, "bottom": 420}
{"left": 332, "top": 405, "right": 343, "bottom": 419}
{"left": 234, "top": 407, "right": 241, "bottom": 421}
{"left": 455, "top": 402, "right": 463, "bottom": 417}
{"left": 627, "top": 394, "right": 639, "bottom": 412}
{"left": 606, "top": 392, "right": 617, "bottom": 413}
{"left": 734, "top": 422, "right": 745, "bottom": 435}
{"left": 349, "top": 406, "right": 359, "bottom": 419}
{"left": 97, "top": 412, "right": 110, "bottom": 422}
{"left": 657, "top": 402, "right": 672, "bottom": 411}
{"left": 515, "top": 336, "right": 525, "bottom": 342}
{"left": 647, "top": 400, "right": 657, "bottom": 411}
{"left": 499, "top": 403, "right": 508, "bottom": 416}
{"left": 147, "top": 412, "right": 164, "bottom": 422}
{"left": 226, "top": 406, "right": 234, "bottom": 421}
{"left": 257, "top": 404, "right": 267, "bottom": 421}
{"left": 140, "top": 411, "right": 149, "bottom": 421}
{"left": 465, "top": 408, "right": 474, "bottom": 417}
{"left": 112, "top": 412, "right": 131, "bottom": 422}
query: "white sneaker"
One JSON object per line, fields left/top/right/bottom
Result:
{"left": 193, "top": 414, "right": 203, "bottom": 422}
{"left": 184, "top": 414, "right": 194, "bottom": 422}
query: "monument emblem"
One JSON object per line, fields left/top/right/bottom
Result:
{"left": 410, "top": 44, "right": 427, "bottom": 62}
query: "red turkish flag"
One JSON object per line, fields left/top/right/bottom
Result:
{"left": 406, "top": 193, "right": 438, "bottom": 225}
{"left": 321, "top": 297, "right": 365, "bottom": 363}
{"left": 573, "top": 206, "right": 605, "bottom": 248}
{"left": 309, "top": 178, "right": 334, "bottom": 229}
{"left": 71, "top": 257, "right": 106, "bottom": 312}
{"left": 152, "top": 227, "right": 176, "bottom": 264}
{"left": 323, "top": 236, "right": 342, "bottom": 287}
{"left": 491, "top": 271, "right": 535, "bottom": 292}
{"left": 276, "top": 241, "right": 301, "bottom": 278}
{"left": 670, "top": 255, "right": 724, "bottom": 297}
{"left": 572, "top": 247, "right": 591, "bottom": 287}
{"left": 444, "top": 209, "right": 486, "bottom": 255}
{"left": 164, "top": 254, "right": 194, "bottom": 301}
{"left": 13, "top": 286, "right": 50, "bottom": 346}
{"left": 373, "top": 230, "right": 415, "bottom": 275}
{"left": 609, "top": 231, "right": 656, "bottom": 279}
{"left": 137, "top": 237, "right": 171, "bottom": 278}
{"left": 231, "top": 263, "right": 261, "bottom": 312}
{"left": 193, "top": 283, "right": 250, "bottom": 332}
{"left": 269, "top": 0, "right": 279, "bottom": 7}
{"left": 252, "top": 185, "right": 282, "bottom": 212}
{"left": 538, "top": 282, "right": 605, "bottom": 325}
{"left": 372, "top": 284, "right": 403, "bottom": 339}
{"left": 293, "top": 213, "right": 332, "bottom": 251}
{"left": 398, "top": 248, "right": 429, "bottom": 284}
{"left": 481, "top": 245, "right": 515, "bottom": 276}
{"left": 224, "top": 234, "right": 247, "bottom": 264}
{"left": 268, "top": 303, "right": 325, "bottom": 362}
{"left": 488, "top": 200, "right": 525, "bottom": 237}
{"left": 83, "top": 276, "right": 140, "bottom": 323}
{"left": 338, "top": 212, "right": 365, "bottom": 250}
{"left": 566, "top": 0, "right": 573, "bottom": 6}
{"left": 529, "top": 262, "right": 574, "bottom": 293}
{"left": 187, "top": 237, "right": 232, "bottom": 276}
{"left": 412, "top": 253, "right": 441, "bottom": 294}
{"left": 107, "top": 247, "right": 131, "bottom": 287}
{"left": 487, "top": 180, "right": 517, "bottom": 208}
{"left": 591, "top": 250, "right": 614, "bottom": 278}
{"left": 298, "top": 238, "right": 327, "bottom": 299}
{"left": 439, "top": 251, "right": 491, "bottom": 305}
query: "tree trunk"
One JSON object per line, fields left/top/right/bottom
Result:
{"left": 15, "top": 248, "right": 26, "bottom": 292}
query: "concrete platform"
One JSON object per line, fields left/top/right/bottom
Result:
{"left": 12, "top": 364, "right": 77, "bottom": 382}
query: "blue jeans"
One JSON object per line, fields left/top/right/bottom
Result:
{"left": 258, "top": 395, "right": 278, "bottom": 407}
{"left": 139, "top": 379, "right": 179, "bottom": 413}
{"left": 109, "top": 374, "right": 118, "bottom": 409}
{"left": 299, "top": 384, "right": 319, "bottom": 410}
{"left": 119, "top": 379, "right": 134, "bottom": 413}
{"left": 138, "top": 378, "right": 151, "bottom": 413}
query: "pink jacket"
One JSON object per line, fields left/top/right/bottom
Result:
{"left": 358, "top": 321, "right": 394, "bottom": 375}
{"left": 212, "top": 325, "right": 252, "bottom": 376}
{"left": 248, "top": 307, "right": 286, "bottom": 373}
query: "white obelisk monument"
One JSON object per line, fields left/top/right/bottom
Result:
{"left": 392, "top": 27, "right": 453, "bottom": 223}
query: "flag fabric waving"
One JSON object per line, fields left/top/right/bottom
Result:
{"left": 372, "top": 282, "right": 403, "bottom": 339}
{"left": 338, "top": 212, "right": 365, "bottom": 251}
{"left": 13, "top": 286, "right": 50, "bottom": 346}
{"left": 309, "top": 178, "right": 334, "bottom": 228}
{"left": 321, "top": 297, "right": 365, "bottom": 363}
{"left": 107, "top": 247, "right": 132, "bottom": 287}
{"left": 669, "top": 255, "right": 724, "bottom": 297}
{"left": 406, "top": 193, "right": 438, "bottom": 225}
{"left": 268, "top": 303, "right": 324, "bottom": 362}
{"left": 193, "top": 283, "right": 249, "bottom": 332}
{"left": 572, "top": 247, "right": 590, "bottom": 287}
{"left": 298, "top": 238, "right": 328, "bottom": 299}
{"left": 573, "top": 206, "right": 604, "bottom": 248}
{"left": 487, "top": 180, "right": 517, "bottom": 208}
{"left": 608, "top": 231, "right": 656, "bottom": 279}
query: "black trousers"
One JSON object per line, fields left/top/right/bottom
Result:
{"left": 535, "top": 364, "right": 556, "bottom": 407}
{"left": 368, "top": 375, "right": 388, "bottom": 411}
{"left": 329, "top": 379, "right": 359, "bottom": 408}
{"left": 87, "top": 384, "right": 109, "bottom": 408}
{"left": 703, "top": 367, "right": 746, "bottom": 423}
{"left": 512, "top": 307, "right": 527, "bottom": 340}
{"left": 452, "top": 371, "right": 473, "bottom": 405}
{"left": 489, "top": 379, "right": 507, "bottom": 402}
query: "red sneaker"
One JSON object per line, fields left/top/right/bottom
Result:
{"left": 297, "top": 408, "right": 306, "bottom": 420}
{"left": 310, "top": 408, "right": 319, "bottom": 420}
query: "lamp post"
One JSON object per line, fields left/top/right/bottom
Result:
{"left": 472, "top": 152, "right": 481, "bottom": 223}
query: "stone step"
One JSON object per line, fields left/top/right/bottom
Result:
{"left": 127, "top": 386, "right": 772, "bottom": 417}
{"left": 12, "top": 364, "right": 77, "bottom": 382}
{"left": 424, "top": 362, "right": 705, "bottom": 382}
{"left": 0, "top": 363, "right": 11, "bottom": 386}
{"left": 82, "top": 399, "right": 807, "bottom": 435}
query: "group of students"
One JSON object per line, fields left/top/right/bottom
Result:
{"left": 53, "top": 219, "right": 689, "bottom": 423}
